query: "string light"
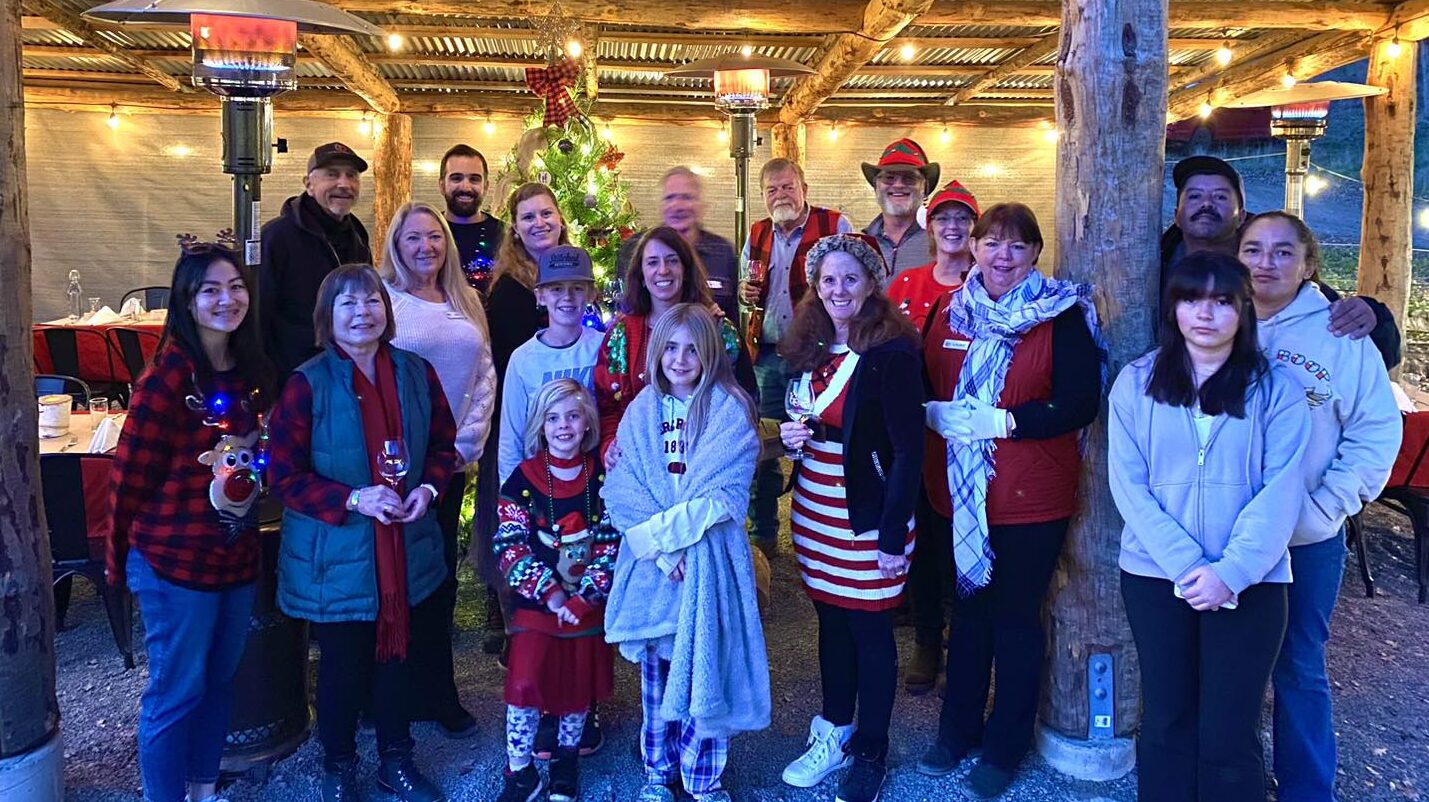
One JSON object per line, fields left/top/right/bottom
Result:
{"left": 717, "top": 124, "right": 730, "bottom": 144}
{"left": 1215, "top": 42, "right": 1233, "bottom": 67}
{"left": 601, "top": 120, "right": 614, "bottom": 141}
{"left": 1418, "top": 208, "right": 1429, "bottom": 230}
{"left": 566, "top": 38, "right": 583, "bottom": 58}
{"left": 358, "top": 111, "right": 372, "bottom": 136}
{"left": 900, "top": 42, "right": 917, "bottom": 61}
{"left": 1304, "top": 174, "right": 1328, "bottom": 196}
{"left": 107, "top": 105, "right": 119, "bottom": 130}
{"left": 1198, "top": 100, "right": 1214, "bottom": 120}
{"left": 482, "top": 114, "right": 495, "bottom": 135}
{"left": 828, "top": 121, "right": 840, "bottom": 141}
{"left": 740, "top": 44, "right": 754, "bottom": 57}
{"left": 1387, "top": 35, "right": 1403, "bottom": 59}
{"left": 1281, "top": 73, "right": 1298, "bottom": 88}
{"left": 386, "top": 33, "right": 403, "bottom": 51}
{"left": 939, "top": 126, "right": 951, "bottom": 144}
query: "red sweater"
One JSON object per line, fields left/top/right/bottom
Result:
{"left": 109, "top": 345, "right": 262, "bottom": 589}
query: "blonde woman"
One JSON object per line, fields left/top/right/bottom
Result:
{"left": 380, "top": 200, "right": 497, "bottom": 738}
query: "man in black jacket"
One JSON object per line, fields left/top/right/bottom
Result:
{"left": 259, "top": 142, "right": 372, "bottom": 376}
{"left": 1161, "top": 155, "right": 1401, "bottom": 369}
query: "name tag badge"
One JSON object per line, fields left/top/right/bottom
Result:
{"left": 943, "top": 339, "right": 970, "bottom": 351}
{"left": 707, "top": 279, "right": 725, "bottom": 290}
{"left": 444, "top": 310, "right": 465, "bottom": 320}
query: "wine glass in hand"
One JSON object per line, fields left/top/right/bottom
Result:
{"left": 377, "top": 439, "right": 409, "bottom": 490}
{"left": 785, "top": 377, "right": 815, "bottom": 461}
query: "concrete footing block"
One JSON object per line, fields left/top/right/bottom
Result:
{"left": 1035, "top": 724, "right": 1135, "bottom": 782}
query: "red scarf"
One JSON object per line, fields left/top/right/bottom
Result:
{"left": 350, "top": 346, "right": 411, "bottom": 662}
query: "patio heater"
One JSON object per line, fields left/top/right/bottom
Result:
{"left": 1223, "top": 81, "right": 1386, "bottom": 219}
{"left": 82, "top": 0, "right": 382, "bottom": 273}
{"left": 666, "top": 54, "right": 813, "bottom": 255}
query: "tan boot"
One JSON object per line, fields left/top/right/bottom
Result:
{"left": 904, "top": 640, "right": 941, "bottom": 695}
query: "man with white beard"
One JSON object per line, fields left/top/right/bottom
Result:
{"left": 739, "top": 158, "right": 853, "bottom": 557}
{"left": 860, "top": 139, "right": 939, "bottom": 276}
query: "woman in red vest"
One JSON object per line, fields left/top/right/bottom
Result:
{"left": 594, "top": 225, "right": 755, "bottom": 468}
{"left": 915, "top": 204, "right": 1105, "bottom": 799}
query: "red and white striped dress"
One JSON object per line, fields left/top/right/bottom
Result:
{"left": 790, "top": 346, "right": 915, "bottom": 611}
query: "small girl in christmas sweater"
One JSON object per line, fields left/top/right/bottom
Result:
{"left": 494, "top": 378, "right": 619, "bottom": 802}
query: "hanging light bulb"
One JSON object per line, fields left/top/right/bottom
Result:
{"left": 1198, "top": 101, "right": 1214, "bottom": 119}
{"left": 483, "top": 115, "right": 495, "bottom": 135}
{"left": 1418, "top": 207, "right": 1429, "bottom": 230}
{"left": 900, "top": 42, "right": 917, "bottom": 61}
{"left": 740, "top": 44, "right": 755, "bottom": 57}
{"left": 1281, "top": 73, "right": 1298, "bottom": 88}
{"left": 1215, "top": 42, "right": 1233, "bottom": 67}
{"left": 1387, "top": 36, "right": 1403, "bottom": 59}
{"left": 940, "top": 126, "right": 952, "bottom": 144}
{"left": 717, "top": 125, "right": 730, "bottom": 144}
{"left": 1304, "top": 174, "right": 1328, "bottom": 196}
{"left": 358, "top": 111, "right": 372, "bottom": 136}
{"left": 386, "top": 33, "right": 403, "bottom": 51}
{"left": 828, "top": 121, "right": 840, "bottom": 141}
{"left": 566, "top": 38, "right": 584, "bottom": 58}
{"left": 107, "top": 105, "right": 120, "bottom": 130}
{"left": 601, "top": 121, "right": 614, "bottom": 141}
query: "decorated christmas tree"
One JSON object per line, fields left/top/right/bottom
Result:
{"left": 493, "top": 55, "right": 639, "bottom": 308}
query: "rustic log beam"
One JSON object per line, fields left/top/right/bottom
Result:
{"left": 778, "top": 0, "right": 938, "bottom": 124}
{"left": 770, "top": 121, "right": 806, "bottom": 165}
{"left": 298, "top": 34, "right": 401, "bottom": 114}
{"left": 1387, "top": 0, "right": 1429, "bottom": 41}
{"left": 1039, "top": 0, "right": 1162, "bottom": 778}
{"left": 22, "top": 0, "right": 190, "bottom": 92}
{"left": 1358, "top": 38, "right": 1417, "bottom": 350}
{"left": 0, "top": 0, "right": 63, "bottom": 784}
{"left": 946, "top": 34, "right": 1058, "bottom": 105}
{"left": 1166, "top": 32, "right": 1371, "bottom": 119}
{"left": 371, "top": 112, "right": 412, "bottom": 261}
{"left": 1167, "top": 30, "right": 1303, "bottom": 93}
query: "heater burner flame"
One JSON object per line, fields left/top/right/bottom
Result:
{"left": 191, "top": 14, "right": 298, "bottom": 97}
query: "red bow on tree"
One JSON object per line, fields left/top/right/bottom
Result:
{"left": 526, "top": 57, "right": 581, "bottom": 127}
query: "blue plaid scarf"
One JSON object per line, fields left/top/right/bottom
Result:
{"left": 944, "top": 268, "right": 1104, "bottom": 596}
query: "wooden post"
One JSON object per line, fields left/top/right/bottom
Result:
{"left": 771, "top": 121, "right": 805, "bottom": 166}
{"left": 370, "top": 112, "right": 412, "bottom": 262}
{"left": 1038, "top": 0, "right": 1166, "bottom": 780}
{"left": 1357, "top": 38, "right": 1416, "bottom": 343}
{"left": 0, "top": 2, "right": 64, "bottom": 798}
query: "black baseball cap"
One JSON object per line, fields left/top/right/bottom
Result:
{"left": 307, "top": 142, "right": 369, "bottom": 173}
{"left": 1173, "top": 155, "right": 1244, "bottom": 206}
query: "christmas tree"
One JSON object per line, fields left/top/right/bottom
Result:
{"left": 494, "top": 63, "right": 639, "bottom": 307}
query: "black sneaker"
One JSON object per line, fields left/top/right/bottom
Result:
{"left": 964, "top": 760, "right": 1013, "bottom": 799}
{"left": 578, "top": 705, "right": 604, "bottom": 757}
{"left": 533, "top": 715, "right": 557, "bottom": 761}
{"left": 375, "top": 752, "right": 445, "bottom": 802}
{"left": 834, "top": 750, "right": 887, "bottom": 802}
{"left": 436, "top": 708, "right": 478, "bottom": 740}
{"left": 915, "top": 738, "right": 967, "bottom": 777}
{"left": 495, "top": 764, "right": 545, "bottom": 802}
{"left": 320, "top": 758, "right": 360, "bottom": 802}
{"left": 548, "top": 747, "right": 579, "bottom": 802}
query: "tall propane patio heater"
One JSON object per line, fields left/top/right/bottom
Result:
{"left": 83, "top": 0, "right": 382, "bottom": 276}
{"left": 1223, "top": 81, "right": 1386, "bottom": 219}
{"left": 666, "top": 54, "right": 812, "bottom": 255}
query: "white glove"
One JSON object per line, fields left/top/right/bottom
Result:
{"left": 947, "top": 396, "right": 1010, "bottom": 441}
{"left": 925, "top": 400, "right": 961, "bottom": 438}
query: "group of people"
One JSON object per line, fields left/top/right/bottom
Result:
{"left": 102, "top": 132, "right": 1404, "bottom": 802}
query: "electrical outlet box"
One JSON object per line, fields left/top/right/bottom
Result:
{"left": 1088, "top": 653, "right": 1115, "bottom": 739}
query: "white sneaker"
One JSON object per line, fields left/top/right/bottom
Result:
{"left": 782, "top": 715, "right": 854, "bottom": 788}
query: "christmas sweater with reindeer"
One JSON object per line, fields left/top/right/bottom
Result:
{"left": 495, "top": 451, "right": 620, "bottom": 636}
{"left": 109, "top": 344, "right": 266, "bottom": 590}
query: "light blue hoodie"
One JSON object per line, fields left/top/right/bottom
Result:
{"left": 1109, "top": 353, "right": 1310, "bottom": 594}
{"left": 1256, "top": 282, "right": 1402, "bottom": 547}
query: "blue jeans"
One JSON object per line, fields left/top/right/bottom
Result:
{"left": 1273, "top": 533, "right": 1347, "bottom": 802}
{"left": 750, "top": 349, "right": 792, "bottom": 543}
{"left": 127, "top": 550, "right": 255, "bottom": 802}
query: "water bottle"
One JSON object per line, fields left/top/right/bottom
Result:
{"left": 66, "top": 270, "right": 82, "bottom": 321}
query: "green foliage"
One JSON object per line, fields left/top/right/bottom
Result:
{"left": 495, "top": 106, "right": 639, "bottom": 299}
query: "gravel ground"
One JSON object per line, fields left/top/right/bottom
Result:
{"left": 56, "top": 502, "right": 1426, "bottom": 802}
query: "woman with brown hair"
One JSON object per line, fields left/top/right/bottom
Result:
{"left": 593, "top": 225, "right": 754, "bottom": 468}
{"left": 776, "top": 233, "right": 924, "bottom": 802}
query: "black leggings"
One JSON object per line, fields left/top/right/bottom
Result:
{"left": 814, "top": 601, "right": 897, "bottom": 755}
{"left": 407, "top": 471, "right": 466, "bottom": 720}
{"left": 909, "top": 491, "right": 954, "bottom": 647}
{"left": 312, "top": 591, "right": 444, "bottom": 768}
{"left": 939, "top": 517, "right": 1069, "bottom": 769}
{"left": 1123, "top": 571, "right": 1288, "bottom": 802}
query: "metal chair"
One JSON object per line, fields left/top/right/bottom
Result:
{"left": 41, "top": 452, "right": 134, "bottom": 668}
{"left": 121, "top": 285, "right": 171, "bottom": 311}
{"left": 36, "top": 326, "right": 120, "bottom": 389}
{"left": 35, "top": 373, "right": 91, "bottom": 409}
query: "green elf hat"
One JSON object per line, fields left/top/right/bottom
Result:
{"left": 860, "top": 138, "right": 939, "bottom": 193}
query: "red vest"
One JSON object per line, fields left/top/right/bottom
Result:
{"left": 747, "top": 206, "right": 843, "bottom": 353}
{"left": 921, "top": 302, "right": 1082, "bottom": 526}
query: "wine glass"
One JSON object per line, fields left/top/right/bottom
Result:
{"left": 88, "top": 297, "right": 101, "bottom": 318}
{"left": 784, "top": 377, "right": 815, "bottom": 461}
{"left": 746, "top": 260, "right": 768, "bottom": 309}
{"left": 377, "top": 439, "right": 409, "bottom": 489}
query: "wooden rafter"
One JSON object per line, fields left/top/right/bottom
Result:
{"left": 944, "top": 34, "right": 1057, "bottom": 105}
{"left": 1167, "top": 30, "right": 1303, "bottom": 93}
{"left": 22, "top": 0, "right": 189, "bottom": 93}
{"left": 1166, "top": 31, "right": 1371, "bottom": 119}
{"left": 1387, "top": 0, "right": 1429, "bottom": 41}
{"left": 298, "top": 34, "right": 400, "bottom": 114}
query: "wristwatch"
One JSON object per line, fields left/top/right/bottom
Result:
{"left": 419, "top": 482, "right": 439, "bottom": 501}
{"left": 346, "top": 488, "right": 361, "bottom": 511}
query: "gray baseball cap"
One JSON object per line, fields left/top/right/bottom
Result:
{"left": 536, "top": 245, "right": 595, "bottom": 286}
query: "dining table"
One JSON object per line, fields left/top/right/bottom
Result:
{"left": 33, "top": 310, "right": 165, "bottom": 385}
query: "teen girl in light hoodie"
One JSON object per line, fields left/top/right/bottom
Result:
{"left": 1241, "top": 212, "right": 1401, "bottom": 802}
{"left": 1109, "top": 251, "right": 1310, "bottom": 802}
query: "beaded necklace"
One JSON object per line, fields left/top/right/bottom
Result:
{"left": 542, "top": 449, "right": 593, "bottom": 538}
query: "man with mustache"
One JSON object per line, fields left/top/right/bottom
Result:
{"left": 861, "top": 139, "right": 939, "bottom": 276}
{"left": 439, "top": 144, "right": 505, "bottom": 296}
{"left": 739, "top": 158, "right": 853, "bottom": 557}
{"left": 616, "top": 166, "right": 740, "bottom": 320}
{"left": 259, "top": 142, "right": 372, "bottom": 376}
{"left": 1161, "top": 155, "right": 1399, "bottom": 368}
